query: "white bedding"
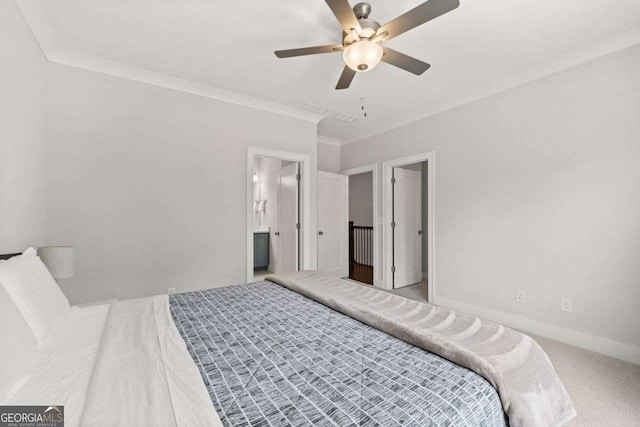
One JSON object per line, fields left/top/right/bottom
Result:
{"left": 1, "top": 296, "right": 221, "bottom": 427}
{"left": 1, "top": 304, "right": 109, "bottom": 426}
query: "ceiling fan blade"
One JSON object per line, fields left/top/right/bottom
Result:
{"left": 325, "top": 0, "right": 361, "bottom": 34}
{"left": 378, "top": 0, "right": 460, "bottom": 41}
{"left": 336, "top": 66, "right": 356, "bottom": 90}
{"left": 275, "top": 44, "right": 344, "bottom": 58}
{"left": 382, "top": 48, "right": 431, "bottom": 75}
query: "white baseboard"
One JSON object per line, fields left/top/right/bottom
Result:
{"left": 436, "top": 295, "right": 640, "bottom": 365}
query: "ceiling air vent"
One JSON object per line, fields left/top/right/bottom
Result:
{"left": 301, "top": 103, "right": 357, "bottom": 123}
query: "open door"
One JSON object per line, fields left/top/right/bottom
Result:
{"left": 318, "top": 171, "right": 349, "bottom": 278}
{"left": 276, "top": 163, "right": 299, "bottom": 273}
{"left": 392, "top": 167, "right": 422, "bottom": 288}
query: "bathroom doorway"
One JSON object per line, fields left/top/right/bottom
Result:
{"left": 246, "top": 148, "right": 311, "bottom": 283}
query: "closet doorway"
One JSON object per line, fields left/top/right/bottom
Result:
{"left": 382, "top": 152, "right": 435, "bottom": 302}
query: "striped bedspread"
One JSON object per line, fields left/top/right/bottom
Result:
{"left": 170, "top": 282, "right": 507, "bottom": 426}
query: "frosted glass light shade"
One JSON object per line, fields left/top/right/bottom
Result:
{"left": 37, "top": 246, "right": 75, "bottom": 280}
{"left": 343, "top": 40, "right": 383, "bottom": 72}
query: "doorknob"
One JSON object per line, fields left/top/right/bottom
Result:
{"left": 274, "top": 232, "right": 280, "bottom": 236}
{"left": 318, "top": 231, "right": 324, "bottom": 236}
{"left": 418, "top": 230, "right": 423, "bottom": 235}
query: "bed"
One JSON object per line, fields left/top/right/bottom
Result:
{"left": 0, "top": 251, "right": 575, "bottom": 426}
{"left": 170, "top": 282, "right": 506, "bottom": 426}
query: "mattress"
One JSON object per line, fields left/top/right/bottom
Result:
{"left": 170, "top": 281, "right": 508, "bottom": 426}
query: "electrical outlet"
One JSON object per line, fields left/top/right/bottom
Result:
{"left": 167, "top": 287, "right": 177, "bottom": 295}
{"left": 560, "top": 298, "right": 573, "bottom": 313}
{"left": 516, "top": 290, "right": 526, "bottom": 303}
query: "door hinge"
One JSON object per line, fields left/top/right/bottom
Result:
{"left": 296, "top": 222, "right": 300, "bottom": 230}
{"left": 391, "top": 221, "right": 396, "bottom": 229}
{"left": 296, "top": 173, "right": 301, "bottom": 181}
{"left": 391, "top": 177, "right": 396, "bottom": 184}
{"left": 391, "top": 266, "right": 396, "bottom": 273}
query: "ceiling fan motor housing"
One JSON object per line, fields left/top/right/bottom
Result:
{"left": 342, "top": 19, "right": 380, "bottom": 46}
{"left": 353, "top": 2, "right": 372, "bottom": 19}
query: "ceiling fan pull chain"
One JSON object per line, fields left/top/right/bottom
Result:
{"left": 360, "top": 97, "right": 367, "bottom": 118}
{"left": 361, "top": 84, "right": 368, "bottom": 118}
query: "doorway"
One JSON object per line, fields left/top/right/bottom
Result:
{"left": 251, "top": 157, "right": 300, "bottom": 281}
{"left": 246, "top": 148, "right": 312, "bottom": 283}
{"left": 342, "top": 164, "right": 380, "bottom": 287}
{"left": 382, "top": 152, "right": 434, "bottom": 302}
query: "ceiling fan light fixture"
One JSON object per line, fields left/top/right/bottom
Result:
{"left": 274, "top": 0, "right": 460, "bottom": 89}
{"left": 343, "top": 40, "right": 383, "bottom": 72}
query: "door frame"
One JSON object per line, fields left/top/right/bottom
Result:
{"left": 340, "top": 163, "right": 381, "bottom": 287}
{"left": 382, "top": 151, "right": 435, "bottom": 302}
{"left": 246, "top": 147, "right": 312, "bottom": 283}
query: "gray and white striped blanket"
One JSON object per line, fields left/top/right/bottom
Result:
{"left": 170, "top": 282, "right": 507, "bottom": 426}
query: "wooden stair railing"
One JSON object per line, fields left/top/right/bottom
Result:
{"left": 349, "top": 221, "right": 374, "bottom": 285}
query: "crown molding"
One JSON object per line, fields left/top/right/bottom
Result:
{"left": 15, "top": 0, "right": 57, "bottom": 56}
{"left": 15, "top": 0, "right": 640, "bottom": 139}
{"left": 341, "top": 27, "right": 640, "bottom": 146}
{"left": 48, "top": 49, "right": 323, "bottom": 123}
{"left": 317, "top": 136, "right": 342, "bottom": 146}
{"left": 14, "top": 0, "right": 323, "bottom": 125}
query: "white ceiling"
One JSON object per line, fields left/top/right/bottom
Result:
{"left": 36, "top": 0, "right": 640, "bottom": 143}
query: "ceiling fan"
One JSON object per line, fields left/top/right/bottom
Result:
{"left": 274, "top": 0, "right": 460, "bottom": 90}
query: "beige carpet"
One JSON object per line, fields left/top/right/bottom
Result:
{"left": 532, "top": 335, "right": 640, "bottom": 426}
{"left": 384, "top": 282, "right": 640, "bottom": 426}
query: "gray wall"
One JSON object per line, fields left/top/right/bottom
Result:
{"left": 348, "top": 172, "right": 373, "bottom": 227}
{"left": 341, "top": 45, "right": 640, "bottom": 351}
{"left": 317, "top": 142, "right": 341, "bottom": 173}
{"left": 0, "top": 1, "right": 47, "bottom": 253}
{"left": 44, "top": 63, "right": 318, "bottom": 304}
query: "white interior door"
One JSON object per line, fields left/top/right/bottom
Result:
{"left": 276, "top": 163, "right": 299, "bottom": 273}
{"left": 317, "top": 171, "right": 349, "bottom": 278}
{"left": 393, "top": 168, "right": 422, "bottom": 288}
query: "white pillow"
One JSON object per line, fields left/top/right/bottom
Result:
{"left": 0, "top": 283, "right": 38, "bottom": 401}
{"left": 0, "top": 248, "right": 71, "bottom": 346}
